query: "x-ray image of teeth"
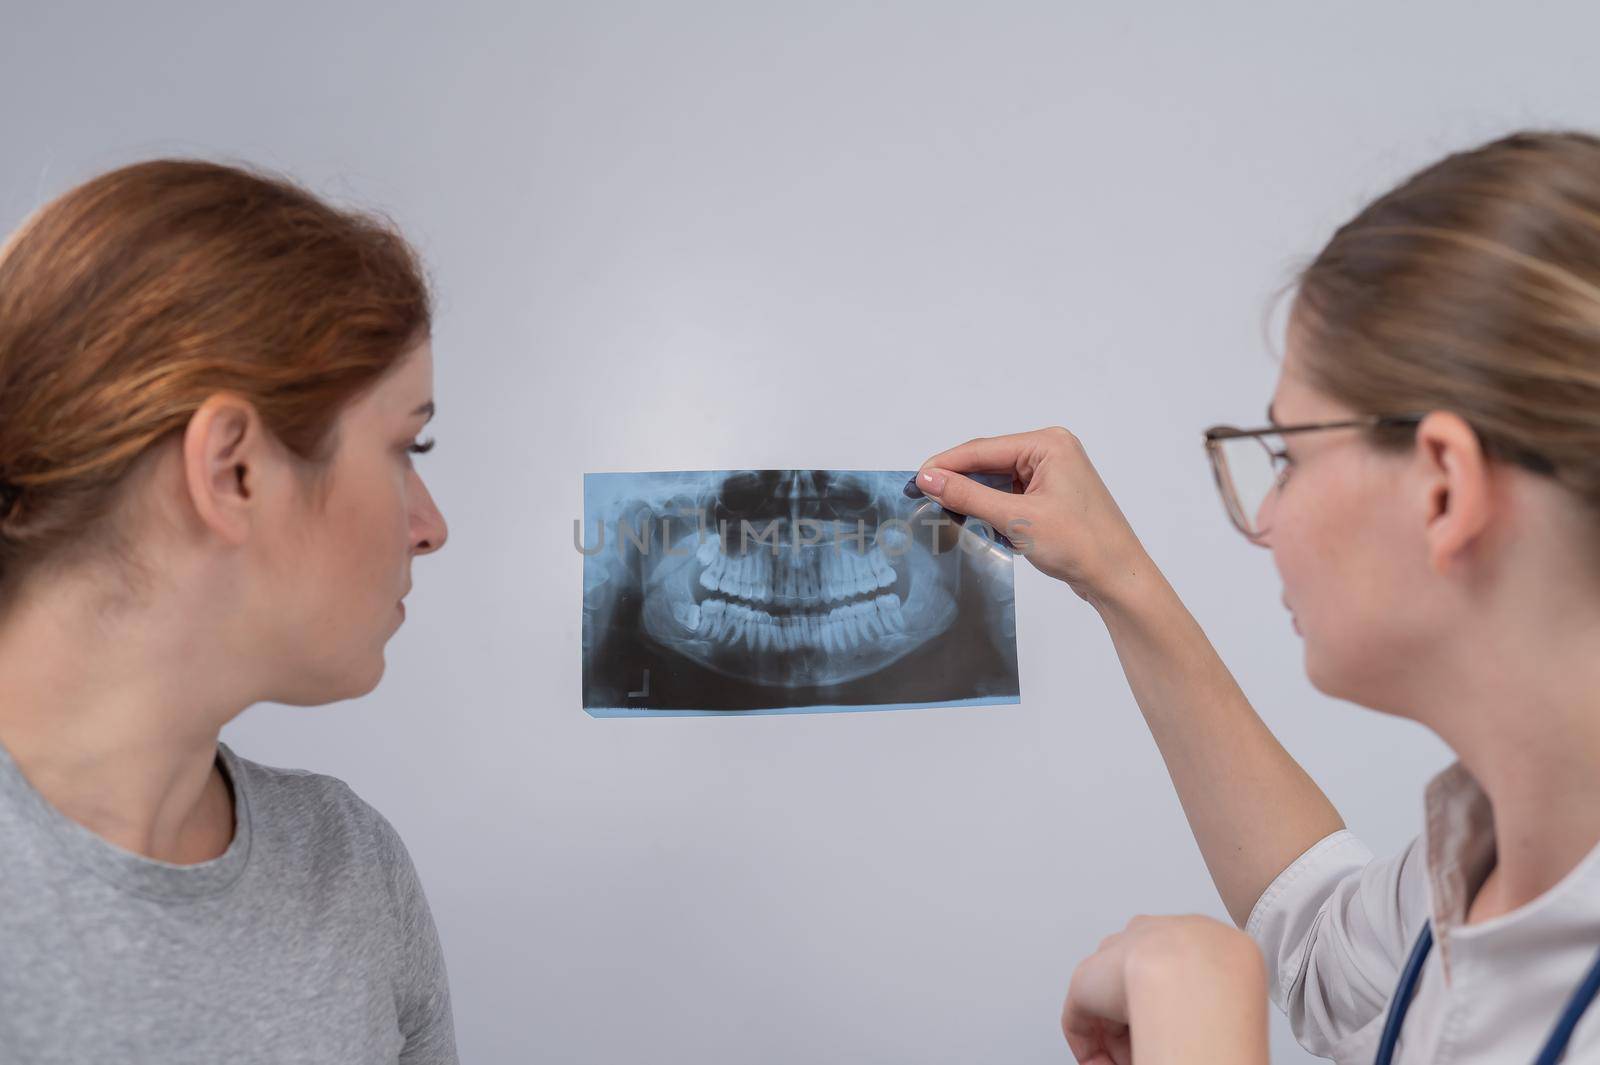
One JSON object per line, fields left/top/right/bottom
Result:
{"left": 581, "top": 469, "right": 1021, "bottom": 717}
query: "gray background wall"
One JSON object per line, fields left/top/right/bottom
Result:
{"left": 4, "top": 3, "right": 1588, "bottom": 1061}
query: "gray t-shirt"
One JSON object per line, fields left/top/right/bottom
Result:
{"left": 0, "top": 739, "right": 458, "bottom": 1065}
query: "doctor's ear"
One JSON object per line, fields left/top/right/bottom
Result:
{"left": 1414, "top": 410, "right": 1495, "bottom": 577}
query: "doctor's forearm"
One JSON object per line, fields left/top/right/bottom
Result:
{"left": 1087, "top": 552, "right": 1346, "bottom": 928}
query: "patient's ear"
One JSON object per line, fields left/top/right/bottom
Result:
{"left": 182, "top": 392, "right": 270, "bottom": 547}
{"left": 1415, "top": 410, "right": 1493, "bottom": 577}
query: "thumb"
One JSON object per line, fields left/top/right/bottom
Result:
{"left": 916, "top": 467, "right": 1016, "bottom": 530}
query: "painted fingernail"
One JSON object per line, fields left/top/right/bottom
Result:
{"left": 919, "top": 469, "right": 947, "bottom": 494}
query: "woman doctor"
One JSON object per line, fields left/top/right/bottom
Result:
{"left": 915, "top": 128, "right": 1600, "bottom": 1064}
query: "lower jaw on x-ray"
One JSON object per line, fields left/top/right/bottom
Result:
{"left": 581, "top": 469, "right": 1021, "bottom": 716}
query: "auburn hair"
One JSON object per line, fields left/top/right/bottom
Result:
{"left": 1277, "top": 128, "right": 1600, "bottom": 516}
{"left": 0, "top": 157, "right": 431, "bottom": 597}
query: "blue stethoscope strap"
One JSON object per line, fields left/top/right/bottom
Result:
{"left": 1533, "top": 944, "right": 1600, "bottom": 1065}
{"left": 1373, "top": 921, "right": 1600, "bottom": 1065}
{"left": 1372, "top": 922, "right": 1433, "bottom": 1065}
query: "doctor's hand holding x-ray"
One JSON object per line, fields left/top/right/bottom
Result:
{"left": 913, "top": 427, "right": 1280, "bottom": 1065}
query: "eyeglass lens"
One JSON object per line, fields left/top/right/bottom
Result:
{"left": 1215, "top": 435, "right": 1284, "bottom": 538}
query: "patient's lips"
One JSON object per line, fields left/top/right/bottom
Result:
{"left": 638, "top": 471, "right": 960, "bottom": 688}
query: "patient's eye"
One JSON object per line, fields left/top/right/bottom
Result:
{"left": 408, "top": 436, "right": 435, "bottom": 456}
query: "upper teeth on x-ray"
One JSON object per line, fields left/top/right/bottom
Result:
{"left": 581, "top": 469, "right": 1021, "bottom": 716}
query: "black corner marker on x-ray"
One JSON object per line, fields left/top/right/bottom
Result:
{"left": 904, "top": 474, "right": 1021, "bottom": 550}
{"left": 904, "top": 475, "right": 965, "bottom": 524}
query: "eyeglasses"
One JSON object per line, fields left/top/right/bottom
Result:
{"left": 1202, "top": 412, "right": 1428, "bottom": 545}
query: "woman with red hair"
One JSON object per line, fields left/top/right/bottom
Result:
{"left": 0, "top": 159, "right": 454, "bottom": 1063}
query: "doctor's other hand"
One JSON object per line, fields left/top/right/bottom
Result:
{"left": 1061, "top": 914, "right": 1270, "bottom": 1065}
{"left": 915, "top": 427, "right": 1150, "bottom": 607}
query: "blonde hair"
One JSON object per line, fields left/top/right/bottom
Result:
{"left": 1279, "top": 129, "right": 1600, "bottom": 513}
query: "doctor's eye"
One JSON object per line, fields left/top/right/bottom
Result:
{"left": 408, "top": 436, "right": 436, "bottom": 456}
{"left": 1270, "top": 447, "right": 1294, "bottom": 482}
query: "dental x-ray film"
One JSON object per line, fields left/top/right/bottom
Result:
{"left": 581, "top": 469, "right": 1021, "bottom": 716}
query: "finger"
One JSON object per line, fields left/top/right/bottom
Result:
{"left": 1109, "top": 1029, "right": 1133, "bottom": 1065}
{"left": 1063, "top": 1012, "right": 1127, "bottom": 1064}
{"left": 1064, "top": 1028, "right": 1115, "bottom": 1061}
{"left": 920, "top": 426, "right": 1073, "bottom": 481}
{"left": 913, "top": 469, "right": 1021, "bottom": 530}
{"left": 1062, "top": 972, "right": 1121, "bottom": 1045}
{"left": 1066, "top": 1021, "right": 1130, "bottom": 1065}
{"left": 1061, "top": 1016, "right": 1102, "bottom": 1063}
{"left": 1063, "top": 948, "right": 1131, "bottom": 1028}
{"left": 1090, "top": 1022, "right": 1132, "bottom": 1065}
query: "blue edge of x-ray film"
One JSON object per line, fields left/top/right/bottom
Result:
{"left": 586, "top": 694, "right": 1022, "bottom": 719}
